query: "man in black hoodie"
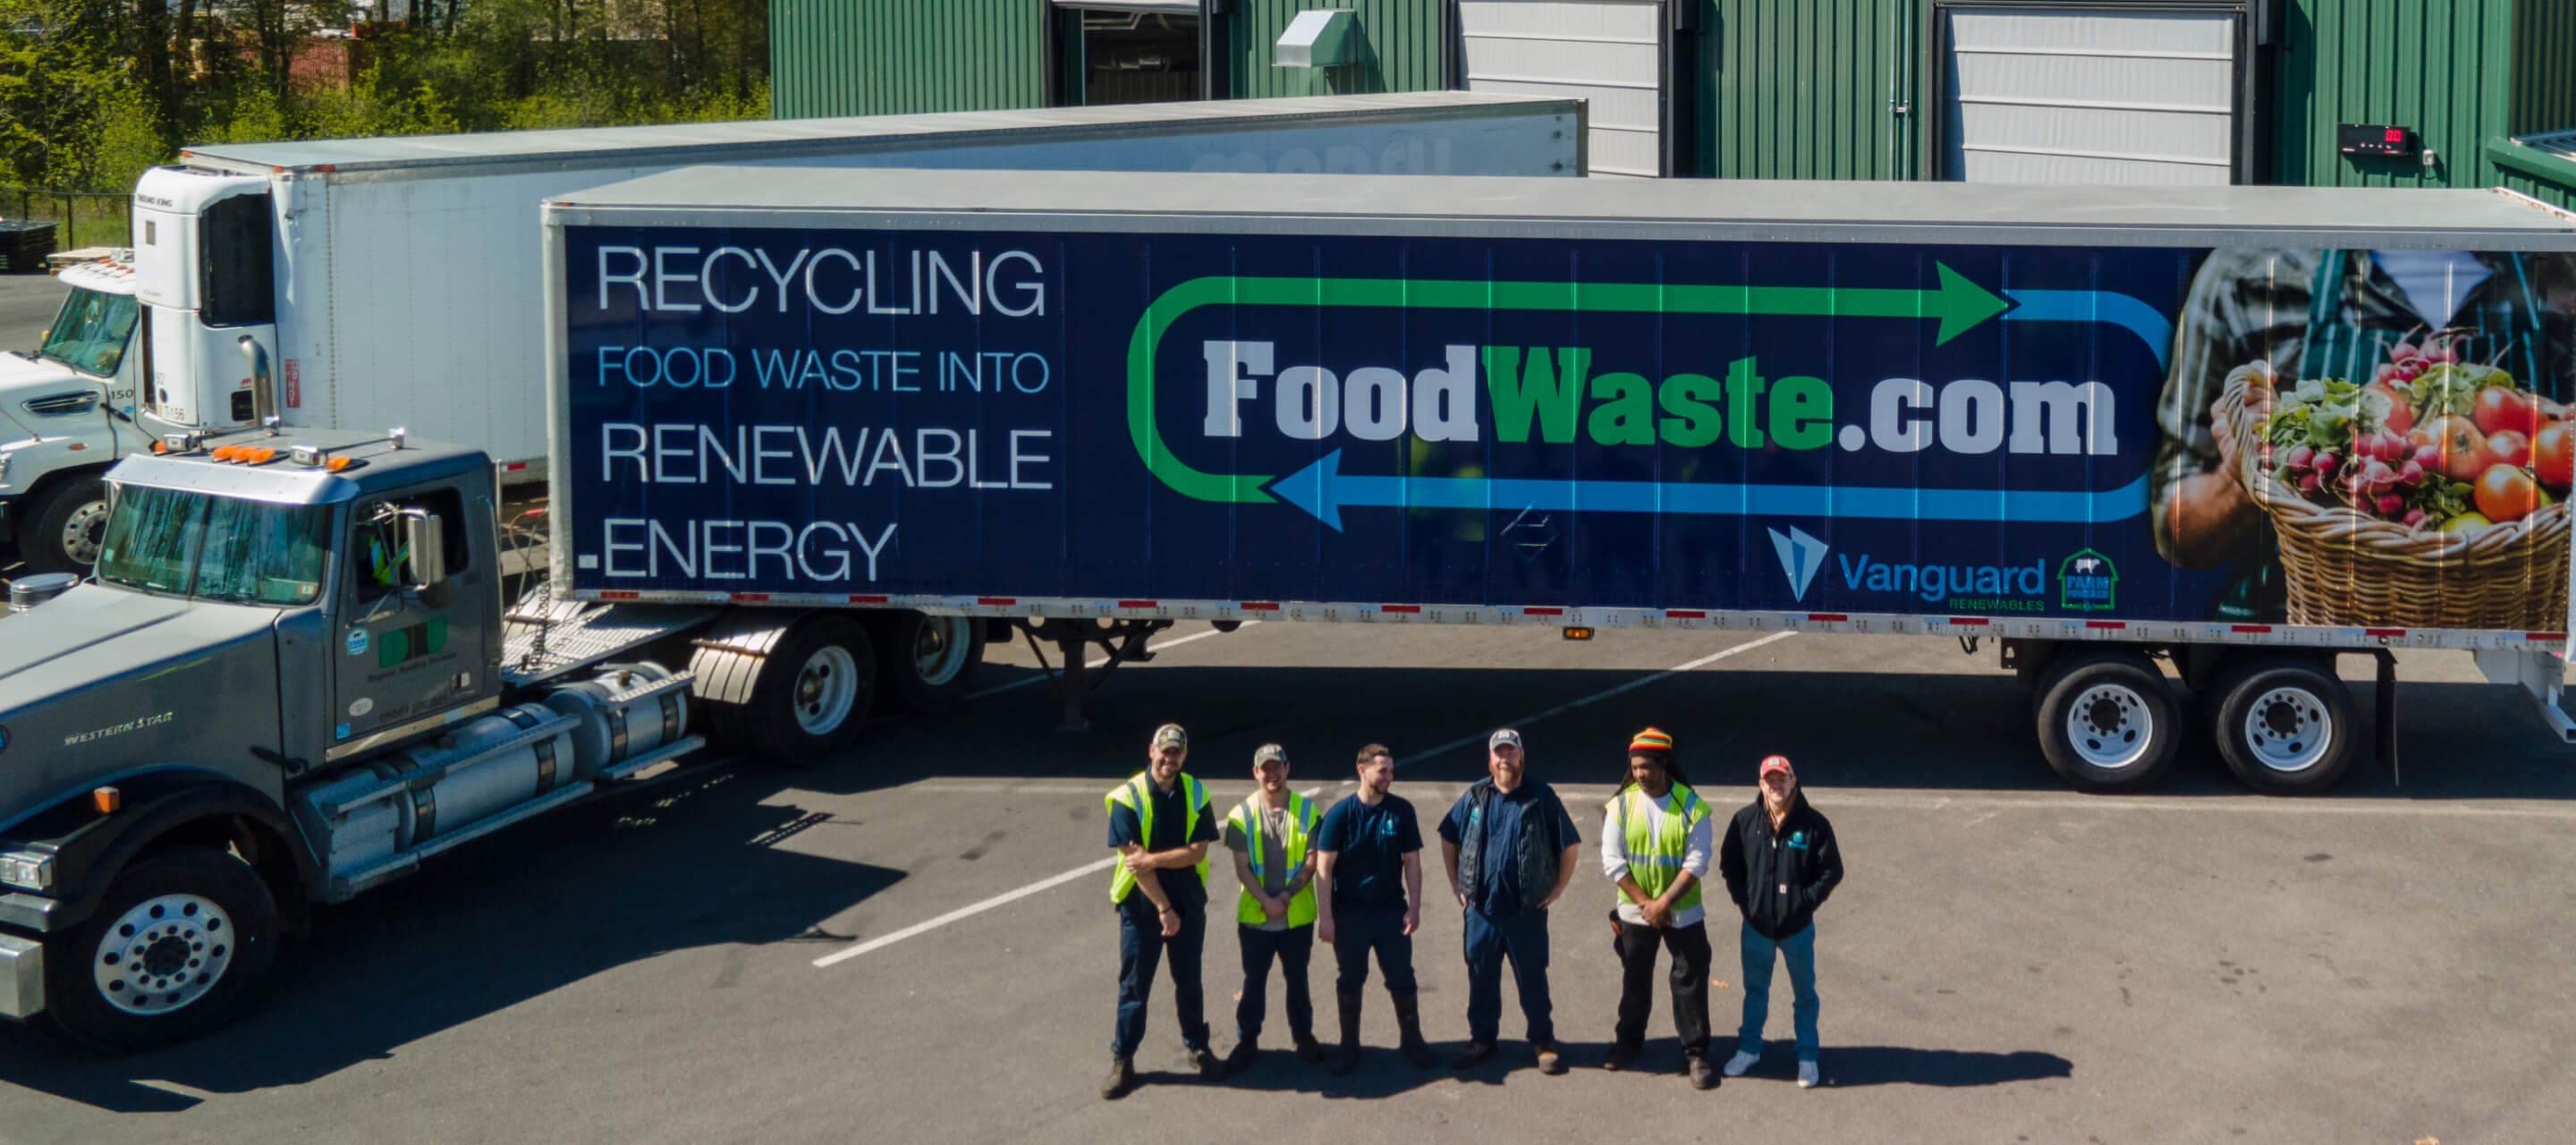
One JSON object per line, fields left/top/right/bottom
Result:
{"left": 1718, "top": 754, "right": 1842, "bottom": 1088}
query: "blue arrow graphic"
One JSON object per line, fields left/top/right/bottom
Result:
{"left": 1270, "top": 450, "right": 2149, "bottom": 532}
{"left": 2003, "top": 289, "right": 2174, "bottom": 369}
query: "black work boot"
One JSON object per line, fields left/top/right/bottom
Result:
{"left": 1330, "top": 990, "right": 1363, "bottom": 1076}
{"left": 1292, "top": 1030, "right": 1326, "bottom": 1064}
{"left": 1101, "top": 1054, "right": 1136, "bottom": 1099}
{"left": 1389, "top": 990, "right": 1436, "bottom": 1070}
{"left": 1222, "top": 1037, "right": 1259, "bottom": 1076}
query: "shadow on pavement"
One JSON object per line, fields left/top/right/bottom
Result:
{"left": 820, "top": 666, "right": 2576, "bottom": 804}
{"left": 1718, "top": 1044, "right": 2074, "bottom": 1088}
{"left": 0, "top": 768, "right": 901, "bottom": 1112}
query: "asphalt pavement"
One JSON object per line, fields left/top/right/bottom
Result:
{"left": 1, "top": 621, "right": 2571, "bottom": 1143}
{"left": 0, "top": 270, "right": 68, "bottom": 350}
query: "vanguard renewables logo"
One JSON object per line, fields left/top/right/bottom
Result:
{"left": 1768, "top": 527, "right": 2116, "bottom": 615}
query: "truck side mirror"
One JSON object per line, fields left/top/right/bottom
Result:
{"left": 398, "top": 509, "right": 446, "bottom": 592}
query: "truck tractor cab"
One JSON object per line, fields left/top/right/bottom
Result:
{"left": 128, "top": 165, "right": 278, "bottom": 443}
{"left": 0, "top": 426, "right": 501, "bottom": 1049}
{"left": 0, "top": 257, "right": 153, "bottom": 573}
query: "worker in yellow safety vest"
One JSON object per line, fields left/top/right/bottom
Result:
{"left": 1216, "top": 743, "right": 1325, "bottom": 1075}
{"left": 1600, "top": 726, "right": 1720, "bottom": 1090}
{"left": 1101, "top": 723, "right": 1221, "bottom": 1099}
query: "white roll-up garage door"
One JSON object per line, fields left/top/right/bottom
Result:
{"left": 1942, "top": 6, "right": 2239, "bottom": 185}
{"left": 1459, "top": 0, "right": 1661, "bottom": 177}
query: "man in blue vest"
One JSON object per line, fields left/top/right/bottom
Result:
{"left": 1439, "top": 727, "right": 1583, "bottom": 1074}
{"left": 1101, "top": 723, "right": 1223, "bottom": 1099}
{"left": 1219, "top": 742, "right": 1325, "bottom": 1074}
{"left": 1313, "top": 742, "right": 1436, "bottom": 1075}
{"left": 1600, "top": 727, "right": 1718, "bottom": 1089}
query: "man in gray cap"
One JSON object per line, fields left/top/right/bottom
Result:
{"left": 1219, "top": 743, "right": 1325, "bottom": 1074}
{"left": 1439, "top": 728, "right": 1583, "bottom": 1074}
{"left": 1101, "top": 723, "right": 1221, "bottom": 1098}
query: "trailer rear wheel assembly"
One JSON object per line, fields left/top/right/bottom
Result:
{"left": 2032, "top": 649, "right": 2179, "bottom": 792}
{"left": 869, "top": 611, "right": 986, "bottom": 713}
{"left": 696, "top": 614, "right": 877, "bottom": 767}
{"left": 46, "top": 846, "right": 279, "bottom": 1052}
{"left": 2210, "top": 657, "right": 2356, "bottom": 794}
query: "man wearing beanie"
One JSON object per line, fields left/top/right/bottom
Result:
{"left": 1719, "top": 754, "right": 1843, "bottom": 1089}
{"left": 1600, "top": 727, "right": 1719, "bottom": 1089}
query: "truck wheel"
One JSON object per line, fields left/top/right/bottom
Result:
{"left": 739, "top": 615, "right": 877, "bottom": 767}
{"left": 44, "top": 846, "right": 279, "bottom": 1052}
{"left": 2032, "top": 650, "right": 2179, "bottom": 793}
{"left": 21, "top": 474, "right": 109, "bottom": 575}
{"left": 870, "top": 611, "right": 985, "bottom": 713}
{"left": 2210, "top": 657, "right": 2357, "bottom": 795}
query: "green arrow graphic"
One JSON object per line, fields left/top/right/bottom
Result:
{"left": 1125, "top": 263, "right": 2012, "bottom": 504}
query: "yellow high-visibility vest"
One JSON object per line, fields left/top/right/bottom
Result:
{"left": 1106, "top": 772, "right": 1211, "bottom": 904}
{"left": 1224, "top": 792, "right": 1318, "bottom": 928}
{"left": 1608, "top": 782, "right": 1707, "bottom": 912}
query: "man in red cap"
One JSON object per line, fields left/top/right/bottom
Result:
{"left": 1718, "top": 753, "right": 1843, "bottom": 1089}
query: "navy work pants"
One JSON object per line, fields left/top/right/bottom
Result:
{"left": 1463, "top": 908, "right": 1554, "bottom": 1046}
{"left": 1330, "top": 909, "right": 1417, "bottom": 994}
{"left": 1234, "top": 923, "right": 1315, "bottom": 1043}
{"left": 1112, "top": 900, "right": 1209, "bottom": 1056}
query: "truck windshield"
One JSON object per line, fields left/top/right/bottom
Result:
{"left": 94, "top": 485, "right": 332, "bottom": 606}
{"left": 38, "top": 287, "right": 138, "bottom": 377}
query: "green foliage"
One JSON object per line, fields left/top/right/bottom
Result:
{"left": 1, "top": 0, "right": 770, "bottom": 194}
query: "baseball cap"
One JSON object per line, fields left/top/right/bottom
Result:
{"left": 1759, "top": 754, "right": 1794, "bottom": 779}
{"left": 1152, "top": 723, "right": 1189, "bottom": 751}
{"left": 1253, "top": 743, "right": 1289, "bottom": 767}
{"left": 1628, "top": 727, "right": 1674, "bottom": 755}
{"left": 1488, "top": 728, "right": 1523, "bottom": 751}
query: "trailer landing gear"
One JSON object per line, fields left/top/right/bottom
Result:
{"left": 1016, "top": 618, "right": 1176, "bottom": 732}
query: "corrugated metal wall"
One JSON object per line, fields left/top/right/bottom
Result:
{"left": 771, "top": 0, "right": 1049, "bottom": 118}
{"left": 2271, "top": 0, "right": 2518, "bottom": 189}
{"left": 1692, "top": 0, "right": 1918, "bottom": 180}
{"left": 2510, "top": 0, "right": 2576, "bottom": 135}
{"left": 1227, "top": 0, "right": 1449, "bottom": 99}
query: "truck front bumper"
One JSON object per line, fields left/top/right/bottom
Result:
{"left": 0, "top": 932, "right": 41, "bottom": 1020}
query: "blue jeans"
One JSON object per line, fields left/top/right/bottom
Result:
{"left": 1736, "top": 920, "right": 1818, "bottom": 1061}
{"left": 1113, "top": 900, "right": 1209, "bottom": 1056}
{"left": 1463, "top": 908, "right": 1554, "bottom": 1046}
{"left": 1330, "top": 910, "right": 1417, "bottom": 994}
{"left": 1236, "top": 924, "right": 1316, "bottom": 1043}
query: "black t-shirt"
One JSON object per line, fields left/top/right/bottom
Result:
{"left": 1106, "top": 776, "right": 1219, "bottom": 911}
{"left": 1314, "top": 793, "right": 1423, "bottom": 916}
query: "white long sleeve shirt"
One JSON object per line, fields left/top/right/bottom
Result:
{"left": 1599, "top": 788, "right": 1714, "bottom": 926}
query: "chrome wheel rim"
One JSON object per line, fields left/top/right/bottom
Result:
{"left": 2063, "top": 683, "right": 2154, "bottom": 769}
{"left": 94, "top": 894, "right": 234, "bottom": 1016}
{"left": 792, "top": 644, "right": 860, "bottom": 734}
{"left": 61, "top": 497, "right": 107, "bottom": 565}
{"left": 2241, "top": 685, "right": 2332, "bottom": 773}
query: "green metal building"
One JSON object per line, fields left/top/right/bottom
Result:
{"left": 770, "top": 0, "right": 2576, "bottom": 199}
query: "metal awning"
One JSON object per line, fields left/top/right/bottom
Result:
{"left": 1051, "top": 0, "right": 1199, "bottom": 13}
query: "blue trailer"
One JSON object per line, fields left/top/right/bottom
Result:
{"left": 544, "top": 167, "right": 2576, "bottom": 795}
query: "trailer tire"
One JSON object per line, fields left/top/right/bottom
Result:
{"left": 736, "top": 615, "right": 877, "bottom": 767}
{"left": 44, "top": 845, "right": 279, "bottom": 1053}
{"left": 2210, "top": 657, "right": 2356, "bottom": 795}
{"left": 2033, "top": 650, "right": 2180, "bottom": 793}
{"left": 20, "top": 474, "right": 110, "bottom": 575}
{"left": 869, "top": 611, "right": 985, "bottom": 713}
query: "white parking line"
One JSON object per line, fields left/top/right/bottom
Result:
{"left": 811, "top": 631, "right": 1797, "bottom": 969}
{"left": 959, "top": 622, "right": 1260, "bottom": 701}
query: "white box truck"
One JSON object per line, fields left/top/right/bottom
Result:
{"left": 0, "top": 93, "right": 1582, "bottom": 573}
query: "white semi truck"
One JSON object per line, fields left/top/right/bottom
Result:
{"left": 0, "top": 92, "right": 1582, "bottom": 573}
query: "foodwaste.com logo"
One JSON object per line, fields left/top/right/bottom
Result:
{"left": 1123, "top": 267, "right": 2170, "bottom": 530}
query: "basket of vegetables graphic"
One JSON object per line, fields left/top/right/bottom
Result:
{"left": 2221, "top": 335, "right": 2572, "bottom": 631}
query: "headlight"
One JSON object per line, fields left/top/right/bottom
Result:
{"left": 0, "top": 851, "right": 52, "bottom": 893}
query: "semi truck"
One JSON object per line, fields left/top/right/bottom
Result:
{"left": 4, "top": 167, "right": 2573, "bottom": 1050}
{"left": 0, "top": 92, "right": 1582, "bottom": 575}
